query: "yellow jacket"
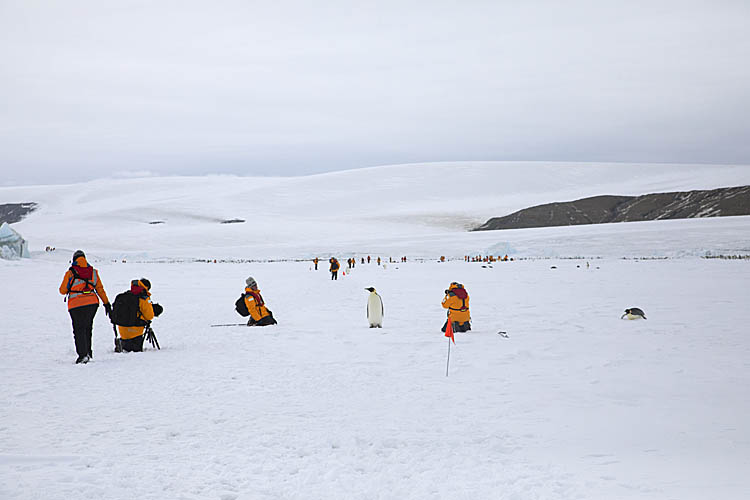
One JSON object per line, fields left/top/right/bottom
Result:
{"left": 244, "top": 288, "right": 271, "bottom": 322}
{"left": 118, "top": 281, "right": 155, "bottom": 340}
{"left": 441, "top": 283, "right": 471, "bottom": 324}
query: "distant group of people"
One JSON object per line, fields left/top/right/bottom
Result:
{"left": 466, "top": 254, "right": 511, "bottom": 262}
{"left": 321, "top": 255, "right": 392, "bottom": 280}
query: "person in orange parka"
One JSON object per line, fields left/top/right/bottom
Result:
{"left": 59, "top": 250, "right": 111, "bottom": 364}
{"left": 116, "top": 278, "right": 164, "bottom": 352}
{"left": 243, "top": 276, "right": 277, "bottom": 326}
{"left": 329, "top": 257, "right": 340, "bottom": 280}
{"left": 441, "top": 282, "right": 471, "bottom": 333}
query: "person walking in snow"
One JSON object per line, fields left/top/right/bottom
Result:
{"left": 112, "top": 278, "right": 164, "bottom": 352}
{"left": 59, "top": 250, "right": 111, "bottom": 363}
{"left": 313, "top": 257, "right": 319, "bottom": 270}
{"left": 441, "top": 282, "right": 471, "bottom": 333}
{"left": 329, "top": 257, "right": 340, "bottom": 280}
{"left": 242, "top": 277, "right": 277, "bottom": 326}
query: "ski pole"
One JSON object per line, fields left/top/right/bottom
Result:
{"left": 446, "top": 338, "right": 451, "bottom": 377}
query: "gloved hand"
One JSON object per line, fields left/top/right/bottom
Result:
{"left": 104, "top": 302, "right": 112, "bottom": 317}
{"left": 152, "top": 303, "right": 164, "bottom": 317}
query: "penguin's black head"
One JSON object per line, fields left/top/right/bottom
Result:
{"left": 624, "top": 308, "right": 631, "bottom": 314}
{"left": 365, "top": 287, "right": 375, "bottom": 292}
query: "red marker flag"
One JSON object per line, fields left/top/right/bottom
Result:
{"left": 444, "top": 318, "right": 455, "bottom": 344}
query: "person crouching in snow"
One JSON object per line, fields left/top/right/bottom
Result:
{"left": 115, "top": 278, "right": 163, "bottom": 352}
{"left": 59, "top": 249, "right": 111, "bottom": 364}
{"left": 243, "top": 277, "right": 277, "bottom": 326}
{"left": 441, "top": 282, "right": 471, "bottom": 333}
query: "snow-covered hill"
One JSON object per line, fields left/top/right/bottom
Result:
{"left": 2, "top": 162, "right": 750, "bottom": 259}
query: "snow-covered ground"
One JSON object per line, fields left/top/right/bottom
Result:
{"left": 2, "top": 256, "right": 749, "bottom": 499}
{"left": 2, "top": 162, "right": 750, "bottom": 499}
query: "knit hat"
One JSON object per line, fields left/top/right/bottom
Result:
{"left": 140, "top": 278, "right": 151, "bottom": 290}
{"left": 245, "top": 276, "right": 257, "bottom": 289}
{"left": 72, "top": 249, "right": 85, "bottom": 262}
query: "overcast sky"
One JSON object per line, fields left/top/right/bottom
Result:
{"left": 1, "top": 0, "right": 749, "bottom": 185}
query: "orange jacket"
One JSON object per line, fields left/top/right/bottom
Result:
{"left": 244, "top": 287, "right": 272, "bottom": 322}
{"left": 59, "top": 257, "right": 109, "bottom": 310}
{"left": 441, "top": 283, "right": 471, "bottom": 324}
{"left": 329, "top": 259, "right": 340, "bottom": 272}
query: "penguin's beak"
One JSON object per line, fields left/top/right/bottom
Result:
{"left": 620, "top": 313, "right": 626, "bottom": 319}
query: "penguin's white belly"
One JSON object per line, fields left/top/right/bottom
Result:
{"left": 367, "top": 295, "right": 383, "bottom": 325}
{"left": 624, "top": 313, "right": 644, "bottom": 320}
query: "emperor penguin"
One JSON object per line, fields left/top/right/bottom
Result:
{"left": 365, "top": 287, "right": 384, "bottom": 328}
{"left": 621, "top": 307, "right": 647, "bottom": 320}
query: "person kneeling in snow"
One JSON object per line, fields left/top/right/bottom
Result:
{"left": 239, "top": 277, "right": 277, "bottom": 326}
{"left": 112, "top": 278, "right": 163, "bottom": 352}
{"left": 441, "top": 282, "right": 471, "bottom": 333}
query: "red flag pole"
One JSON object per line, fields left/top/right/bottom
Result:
{"left": 446, "top": 337, "right": 451, "bottom": 377}
{"left": 444, "top": 319, "right": 454, "bottom": 377}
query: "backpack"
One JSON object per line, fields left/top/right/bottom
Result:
{"left": 111, "top": 291, "right": 147, "bottom": 327}
{"left": 235, "top": 294, "right": 250, "bottom": 317}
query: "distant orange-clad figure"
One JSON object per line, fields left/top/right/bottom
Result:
{"left": 329, "top": 257, "right": 340, "bottom": 280}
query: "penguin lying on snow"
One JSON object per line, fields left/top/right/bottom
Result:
{"left": 621, "top": 307, "right": 647, "bottom": 320}
{"left": 365, "top": 287, "right": 384, "bottom": 328}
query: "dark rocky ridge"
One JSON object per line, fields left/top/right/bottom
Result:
{"left": 473, "top": 186, "right": 750, "bottom": 231}
{"left": 0, "top": 203, "right": 37, "bottom": 225}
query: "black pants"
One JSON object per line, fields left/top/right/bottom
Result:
{"left": 441, "top": 320, "right": 471, "bottom": 333}
{"left": 331, "top": 271, "right": 338, "bottom": 280}
{"left": 247, "top": 312, "right": 278, "bottom": 326}
{"left": 121, "top": 335, "right": 145, "bottom": 352}
{"left": 69, "top": 303, "right": 98, "bottom": 358}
